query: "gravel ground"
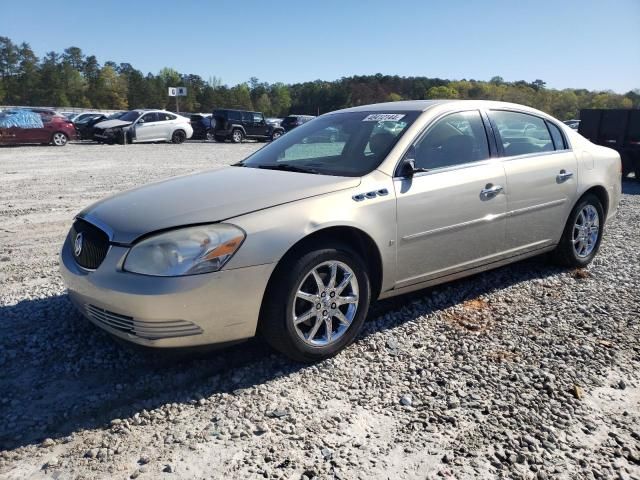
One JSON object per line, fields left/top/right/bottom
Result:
{"left": 0, "top": 142, "right": 639, "bottom": 480}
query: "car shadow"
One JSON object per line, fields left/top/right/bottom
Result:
{"left": 0, "top": 255, "right": 564, "bottom": 451}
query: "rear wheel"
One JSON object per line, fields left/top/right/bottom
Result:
{"left": 271, "top": 131, "right": 282, "bottom": 141}
{"left": 260, "top": 245, "right": 371, "bottom": 362}
{"left": 553, "top": 194, "right": 604, "bottom": 267}
{"left": 205, "top": 130, "right": 215, "bottom": 141}
{"left": 172, "top": 130, "right": 186, "bottom": 144}
{"left": 231, "top": 129, "right": 243, "bottom": 143}
{"left": 51, "top": 132, "right": 68, "bottom": 147}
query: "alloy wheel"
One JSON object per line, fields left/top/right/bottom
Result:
{"left": 292, "top": 260, "right": 359, "bottom": 347}
{"left": 52, "top": 133, "right": 67, "bottom": 146}
{"left": 572, "top": 204, "right": 599, "bottom": 258}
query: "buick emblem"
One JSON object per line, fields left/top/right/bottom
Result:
{"left": 74, "top": 232, "right": 83, "bottom": 257}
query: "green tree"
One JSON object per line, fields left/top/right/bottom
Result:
{"left": 94, "top": 65, "right": 128, "bottom": 109}
{"left": 425, "top": 85, "right": 459, "bottom": 99}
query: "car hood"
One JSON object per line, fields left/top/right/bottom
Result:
{"left": 79, "top": 166, "right": 361, "bottom": 244}
{"left": 93, "top": 119, "right": 132, "bottom": 129}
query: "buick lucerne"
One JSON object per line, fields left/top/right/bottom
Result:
{"left": 60, "top": 100, "right": 621, "bottom": 362}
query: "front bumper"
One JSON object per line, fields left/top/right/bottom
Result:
{"left": 60, "top": 232, "right": 275, "bottom": 348}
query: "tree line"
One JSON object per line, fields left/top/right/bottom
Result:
{"left": 0, "top": 36, "right": 638, "bottom": 120}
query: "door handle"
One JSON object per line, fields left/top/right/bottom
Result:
{"left": 556, "top": 170, "right": 573, "bottom": 183}
{"left": 480, "top": 184, "right": 503, "bottom": 200}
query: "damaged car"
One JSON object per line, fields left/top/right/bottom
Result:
{"left": 0, "top": 109, "right": 77, "bottom": 146}
{"left": 93, "top": 109, "right": 193, "bottom": 144}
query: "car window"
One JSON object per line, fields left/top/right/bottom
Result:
{"left": 228, "top": 111, "right": 241, "bottom": 122}
{"left": 157, "top": 113, "right": 176, "bottom": 121}
{"left": 490, "top": 110, "right": 553, "bottom": 156}
{"left": 547, "top": 121, "right": 567, "bottom": 150}
{"left": 412, "top": 110, "right": 490, "bottom": 170}
{"left": 253, "top": 113, "right": 264, "bottom": 123}
{"left": 241, "top": 111, "right": 253, "bottom": 123}
{"left": 140, "top": 113, "right": 158, "bottom": 123}
{"left": 240, "top": 111, "right": 420, "bottom": 176}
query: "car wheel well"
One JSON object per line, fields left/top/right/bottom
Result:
{"left": 581, "top": 185, "right": 609, "bottom": 220}
{"left": 259, "top": 226, "right": 383, "bottom": 325}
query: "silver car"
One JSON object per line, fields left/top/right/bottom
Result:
{"left": 60, "top": 100, "right": 621, "bottom": 362}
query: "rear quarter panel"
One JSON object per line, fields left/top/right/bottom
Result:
{"left": 570, "top": 130, "right": 622, "bottom": 221}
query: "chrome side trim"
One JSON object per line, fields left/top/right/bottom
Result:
{"left": 401, "top": 212, "right": 507, "bottom": 241}
{"left": 506, "top": 198, "right": 567, "bottom": 218}
{"left": 401, "top": 198, "right": 567, "bottom": 242}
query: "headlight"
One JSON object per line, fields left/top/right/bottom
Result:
{"left": 123, "top": 224, "right": 245, "bottom": 276}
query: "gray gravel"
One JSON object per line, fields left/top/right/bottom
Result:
{"left": 1, "top": 142, "right": 639, "bottom": 479}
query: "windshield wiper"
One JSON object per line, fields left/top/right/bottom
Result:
{"left": 256, "top": 163, "right": 320, "bottom": 174}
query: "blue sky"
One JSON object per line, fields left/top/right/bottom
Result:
{"left": 1, "top": 0, "right": 638, "bottom": 92}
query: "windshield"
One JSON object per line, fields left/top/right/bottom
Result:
{"left": 118, "top": 111, "right": 143, "bottom": 122}
{"left": 239, "top": 111, "right": 420, "bottom": 176}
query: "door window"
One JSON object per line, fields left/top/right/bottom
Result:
{"left": 546, "top": 121, "right": 567, "bottom": 150}
{"left": 241, "top": 112, "right": 253, "bottom": 123}
{"left": 157, "top": 113, "right": 176, "bottom": 121}
{"left": 141, "top": 112, "right": 158, "bottom": 123}
{"left": 412, "top": 110, "right": 490, "bottom": 169}
{"left": 490, "top": 110, "right": 554, "bottom": 156}
{"left": 253, "top": 113, "right": 264, "bottom": 123}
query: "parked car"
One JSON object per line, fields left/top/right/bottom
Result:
{"left": 60, "top": 100, "right": 621, "bottom": 362}
{"left": 266, "top": 117, "right": 283, "bottom": 127}
{"left": 281, "top": 114, "right": 315, "bottom": 132}
{"left": 68, "top": 112, "right": 105, "bottom": 124}
{"left": 74, "top": 114, "right": 108, "bottom": 140}
{"left": 211, "top": 109, "right": 284, "bottom": 143}
{"left": 0, "top": 109, "right": 77, "bottom": 146}
{"left": 578, "top": 109, "right": 640, "bottom": 179}
{"left": 93, "top": 109, "right": 193, "bottom": 144}
{"left": 563, "top": 119, "right": 580, "bottom": 130}
{"left": 190, "top": 114, "right": 214, "bottom": 140}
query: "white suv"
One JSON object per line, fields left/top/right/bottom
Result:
{"left": 93, "top": 109, "right": 193, "bottom": 144}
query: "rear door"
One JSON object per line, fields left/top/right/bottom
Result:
{"left": 394, "top": 110, "right": 507, "bottom": 287}
{"left": 157, "top": 112, "right": 177, "bottom": 140}
{"left": 241, "top": 111, "right": 256, "bottom": 136}
{"left": 488, "top": 110, "right": 578, "bottom": 253}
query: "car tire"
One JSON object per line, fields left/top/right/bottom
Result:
{"left": 271, "top": 131, "right": 282, "bottom": 141}
{"left": 172, "top": 130, "right": 186, "bottom": 144}
{"left": 205, "top": 130, "right": 215, "bottom": 142}
{"left": 260, "top": 244, "right": 371, "bottom": 363}
{"left": 552, "top": 193, "right": 604, "bottom": 268}
{"left": 231, "top": 129, "right": 243, "bottom": 143}
{"left": 51, "top": 132, "right": 68, "bottom": 147}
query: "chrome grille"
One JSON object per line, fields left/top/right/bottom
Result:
{"left": 70, "top": 219, "right": 110, "bottom": 269}
{"left": 85, "top": 304, "right": 203, "bottom": 340}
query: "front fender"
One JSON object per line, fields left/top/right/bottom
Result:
{"left": 224, "top": 170, "right": 398, "bottom": 293}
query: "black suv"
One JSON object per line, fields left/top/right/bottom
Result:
{"left": 212, "top": 109, "right": 284, "bottom": 143}
{"left": 281, "top": 115, "right": 315, "bottom": 132}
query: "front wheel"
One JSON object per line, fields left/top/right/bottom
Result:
{"left": 260, "top": 246, "right": 371, "bottom": 362}
{"left": 172, "top": 130, "right": 186, "bottom": 144}
{"left": 553, "top": 194, "right": 604, "bottom": 267}
{"left": 51, "top": 132, "right": 68, "bottom": 146}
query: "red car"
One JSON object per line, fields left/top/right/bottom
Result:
{"left": 0, "top": 109, "right": 78, "bottom": 146}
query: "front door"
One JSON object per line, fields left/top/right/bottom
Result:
{"left": 134, "top": 112, "right": 161, "bottom": 142}
{"left": 394, "top": 110, "right": 507, "bottom": 288}
{"left": 488, "top": 110, "right": 578, "bottom": 252}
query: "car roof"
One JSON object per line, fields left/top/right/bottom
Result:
{"left": 332, "top": 99, "right": 560, "bottom": 120}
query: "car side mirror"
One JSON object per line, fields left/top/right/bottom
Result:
{"left": 137, "top": 119, "right": 144, "bottom": 124}
{"left": 400, "top": 146, "right": 429, "bottom": 177}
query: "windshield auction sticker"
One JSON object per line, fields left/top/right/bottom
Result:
{"left": 362, "top": 114, "right": 406, "bottom": 122}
